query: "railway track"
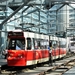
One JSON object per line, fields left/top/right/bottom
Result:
{"left": 0, "top": 52, "right": 75, "bottom": 75}
{"left": 45, "top": 59, "right": 75, "bottom": 75}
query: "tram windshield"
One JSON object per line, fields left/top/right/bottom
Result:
{"left": 7, "top": 38, "right": 25, "bottom": 50}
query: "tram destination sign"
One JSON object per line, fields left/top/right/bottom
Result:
{"left": 8, "top": 32, "right": 23, "bottom": 36}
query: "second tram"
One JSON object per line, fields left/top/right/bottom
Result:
{"left": 68, "top": 38, "right": 75, "bottom": 53}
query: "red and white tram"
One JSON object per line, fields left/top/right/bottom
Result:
{"left": 6, "top": 29, "right": 67, "bottom": 66}
{"left": 7, "top": 29, "right": 49, "bottom": 66}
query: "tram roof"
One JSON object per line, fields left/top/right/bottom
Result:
{"left": 23, "top": 31, "right": 49, "bottom": 40}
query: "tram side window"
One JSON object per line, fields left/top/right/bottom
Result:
{"left": 49, "top": 41, "right": 52, "bottom": 47}
{"left": 40, "top": 40, "right": 44, "bottom": 49}
{"left": 33, "top": 39, "right": 49, "bottom": 49}
{"left": 34, "top": 39, "right": 38, "bottom": 49}
{"left": 33, "top": 39, "right": 41, "bottom": 49}
{"left": 59, "top": 41, "right": 66, "bottom": 48}
{"left": 27, "top": 38, "right": 31, "bottom": 50}
{"left": 37, "top": 40, "right": 41, "bottom": 49}
{"left": 43, "top": 40, "right": 49, "bottom": 49}
{"left": 52, "top": 41, "right": 58, "bottom": 48}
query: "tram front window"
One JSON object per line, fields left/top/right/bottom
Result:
{"left": 8, "top": 39, "right": 25, "bottom": 50}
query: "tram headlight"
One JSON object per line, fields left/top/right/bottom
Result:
{"left": 18, "top": 54, "right": 24, "bottom": 58}
{"left": 8, "top": 53, "right": 14, "bottom": 57}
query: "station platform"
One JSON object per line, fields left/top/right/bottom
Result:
{"left": 0, "top": 59, "right": 7, "bottom": 66}
{"left": 0, "top": 58, "right": 7, "bottom": 74}
{"left": 0, "top": 54, "right": 7, "bottom": 67}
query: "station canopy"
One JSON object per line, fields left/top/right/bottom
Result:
{"left": 0, "top": 0, "right": 75, "bottom": 35}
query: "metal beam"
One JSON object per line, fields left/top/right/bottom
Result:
{"left": 67, "top": 4, "right": 75, "bottom": 9}
{"left": 19, "top": 22, "right": 47, "bottom": 30}
{"left": 6, "top": 8, "right": 40, "bottom": 24}
{"left": 0, "top": 0, "right": 32, "bottom": 25}
{"left": 22, "top": 6, "right": 30, "bottom": 13}
{"left": 67, "top": 28, "right": 75, "bottom": 30}
{"left": 56, "top": 4, "right": 66, "bottom": 12}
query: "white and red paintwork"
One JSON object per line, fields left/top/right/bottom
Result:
{"left": 7, "top": 50, "right": 49, "bottom": 66}
{"left": 7, "top": 48, "right": 66, "bottom": 66}
{"left": 7, "top": 30, "right": 67, "bottom": 66}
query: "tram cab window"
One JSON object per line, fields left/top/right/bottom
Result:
{"left": 8, "top": 40, "right": 16, "bottom": 50}
{"left": 8, "top": 39, "right": 25, "bottom": 50}
{"left": 16, "top": 40, "right": 25, "bottom": 50}
{"left": 27, "top": 38, "right": 31, "bottom": 50}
